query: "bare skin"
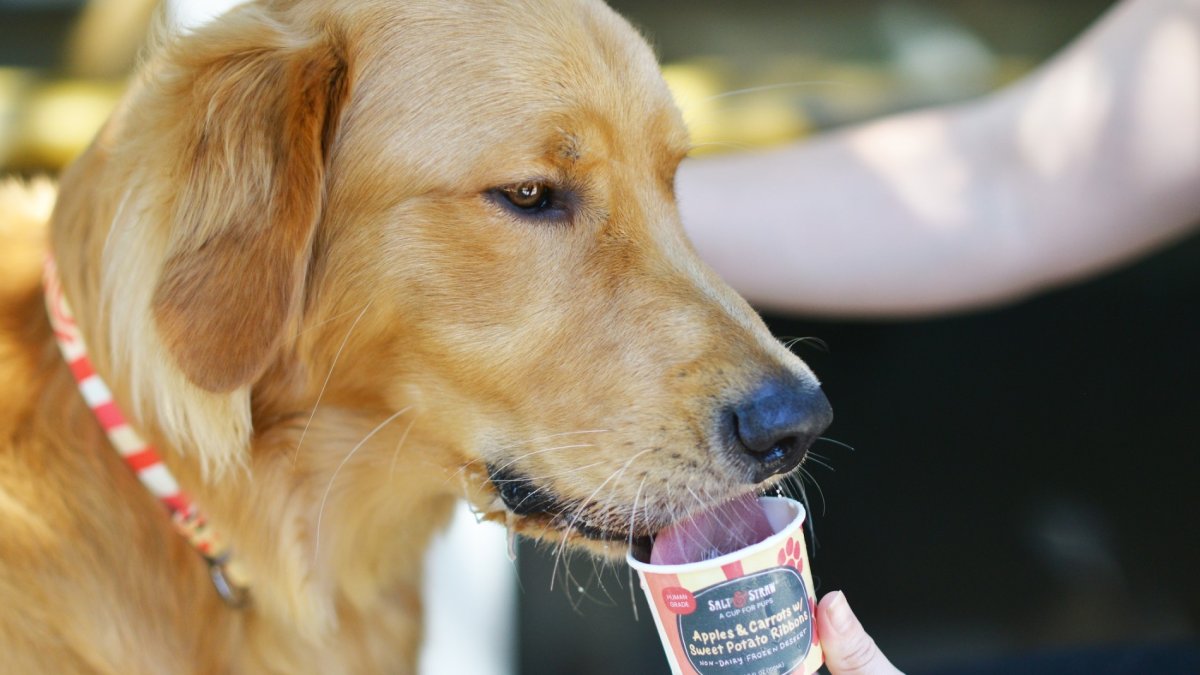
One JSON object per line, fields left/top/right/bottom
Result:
{"left": 680, "top": 0, "right": 1200, "bottom": 317}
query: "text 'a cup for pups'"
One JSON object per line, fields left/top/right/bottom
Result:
{"left": 627, "top": 497, "right": 823, "bottom": 675}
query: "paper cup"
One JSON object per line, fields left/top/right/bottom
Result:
{"left": 627, "top": 497, "right": 823, "bottom": 675}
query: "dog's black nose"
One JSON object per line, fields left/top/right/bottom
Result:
{"left": 725, "top": 376, "right": 833, "bottom": 483}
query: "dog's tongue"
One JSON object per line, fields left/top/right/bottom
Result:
{"left": 650, "top": 494, "right": 774, "bottom": 565}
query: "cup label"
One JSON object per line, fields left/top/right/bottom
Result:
{"left": 677, "top": 567, "right": 813, "bottom": 675}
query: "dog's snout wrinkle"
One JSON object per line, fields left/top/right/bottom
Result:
{"left": 724, "top": 376, "right": 833, "bottom": 483}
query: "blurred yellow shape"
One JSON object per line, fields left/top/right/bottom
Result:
{"left": 10, "top": 79, "right": 123, "bottom": 170}
{"left": 718, "top": 95, "right": 810, "bottom": 150}
{"left": 663, "top": 59, "right": 834, "bottom": 155}
{"left": 68, "top": 0, "right": 157, "bottom": 78}
{"left": 0, "top": 177, "right": 55, "bottom": 297}
{"left": 0, "top": 68, "right": 36, "bottom": 168}
{"left": 994, "top": 56, "right": 1039, "bottom": 88}
{"left": 661, "top": 61, "right": 727, "bottom": 149}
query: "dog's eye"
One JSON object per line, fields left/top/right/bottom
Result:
{"left": 489, "top": 181, "right": 574, "bottom": 224}
{"left": 500, "top": 182, "right": 552, "bottom": 211}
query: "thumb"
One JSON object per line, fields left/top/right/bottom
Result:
{"left": 817, "top": 591, "right": 903, "bottom": 675}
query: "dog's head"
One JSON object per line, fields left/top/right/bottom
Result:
{"left": 74, "top": 0, "right": 830, "bottom": 559}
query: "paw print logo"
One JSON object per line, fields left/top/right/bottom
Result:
{"left": 776, "top": 536, "right": 804, "bottom": 573}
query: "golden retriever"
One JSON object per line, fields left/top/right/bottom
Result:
{"left": 0, "top": 1, "right": 831, "bottom": 672}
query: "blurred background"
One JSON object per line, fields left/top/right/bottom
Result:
{"left": 2, "top": 0, "right": 1197, "bottom": 673}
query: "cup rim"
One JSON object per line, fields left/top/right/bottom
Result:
{"left": 625, "top": 496, "right": 806, "bottom": 574}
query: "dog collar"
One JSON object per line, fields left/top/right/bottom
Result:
{"left": 43, "top": 257, "right": 249, "bottom": 607}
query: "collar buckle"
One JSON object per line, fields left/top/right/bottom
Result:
{"left": 208, "top": 556, "right": 251, "bottom": 609}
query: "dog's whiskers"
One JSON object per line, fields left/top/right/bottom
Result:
{"left": 292, "top": 302, "right": 380, "bottom": 339}
{"left": 292, "top": 298, "right": 375, "bottom": 469}
{"left": 688, "top": 140, "right": 750, "bottom": 154}
{"left": 560, "top": 447, "right": 656, "bottom": 528}
{"left": 484, "top": 443, "right": 597, "bottom": 477}
{"left": 548, "top": 526, "right": 573, "bottom": 593}
{"left": 388, "top": 411, "right": 420, "bottom": 480}
{"left": 682, "top": 482, "right": 722, "bottom": 560}
{"left": 817, "top": 436, "right": 856, "bottom": 452}
{"left": 510, "top": 483, "right": 555, "bottom": 514}
{"left": 780, "top": 336, "right": 830, "bottom": 353}
{"left": 549, "top": 447, "right": 655, "bottom": 591}
{"left": 628, "top": 474, "right": 648, "bottom": 621}
{"left": 701, "top": 79, "right": 848, "bottom": 103}
{"left": 312, "top": 406, "right": 411, "bottom": 565}
{"left": 805, "top": 452, "right": 836, "bottom": 473}
{"left": 800, "top": 468, "right": 826, "bottom": 516}
{"left": 505, "top": 512, "right": 520, "bottom": 563}
{"left": 485, "top": 460, "right": 609, "bottom": 486}
{"left": 445, "top": 429, "right": 611, "bottom": 484}
{"left": 497, "top": 429, "right": 612, "bottom": 451}
{"left": 793, "top": 470, "right": 819, "bottom": 549}
{"left": 628, "top": 475, "right": 649, "bottom": 549}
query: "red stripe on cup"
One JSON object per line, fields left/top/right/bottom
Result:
{"left": 721, "top": 560, "right": 745, "bottom": 580}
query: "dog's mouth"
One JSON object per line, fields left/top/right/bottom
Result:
{"left": 487, "top": 464, "right": 656, "bottom": 550}
{"left": 486, "top": 464, "right": 776, "bottom": 562}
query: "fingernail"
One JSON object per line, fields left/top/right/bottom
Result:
{"left": 828, "top": 590, "right": 855, "bottom": 634}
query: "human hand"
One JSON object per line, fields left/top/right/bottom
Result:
{"left": 817, "top": 591, "right": 904, "bottom": 675}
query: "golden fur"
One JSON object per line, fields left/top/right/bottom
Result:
{"left": 0, "top": 1, "right": 824, "bottom": 672}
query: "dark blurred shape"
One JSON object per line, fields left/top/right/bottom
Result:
{"left": 925, "top": 643, "right": 1200, "bottom": 675}
{"left": 0, "top": 1, "right": 80, "bottom": 70}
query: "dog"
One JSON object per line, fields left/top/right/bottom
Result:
{"left": 0, "top": 1, "right": 832, "bottom": 672}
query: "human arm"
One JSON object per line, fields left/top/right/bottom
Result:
{"left": 678, "top": 0, "right": 1200, "bottom": 317}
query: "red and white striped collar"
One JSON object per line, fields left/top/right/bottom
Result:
{"left": 43, "top": 257, "right": 249, "bottom": 607}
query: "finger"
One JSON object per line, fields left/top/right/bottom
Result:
{"left": 817, "top": 591, "right": 904, "bottom": 675}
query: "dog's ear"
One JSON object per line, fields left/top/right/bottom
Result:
{"left": 151, "top": 19, "right": 348, "bottom": 393}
